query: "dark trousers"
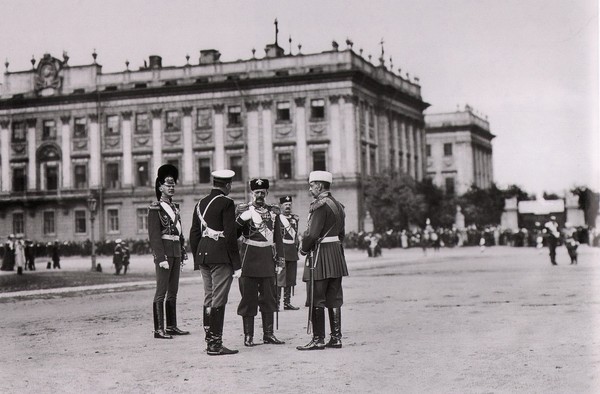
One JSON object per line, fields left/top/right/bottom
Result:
{"left": 306, "top": 277, "right": 343, "bottom": 308}
{"left": 237, "top": 276, "right": 277, "bottom": 316}
{"left": 277, "top": 260, "right": 298, "bottom": 287}
{"left": 548, "top": 238, "right": 558, "bottom": 263}
{"left": 154, "top": 257, "right": 181, "bottom": 304}
{"left": 200, "top": 264, "right": 234, "bottom": 308}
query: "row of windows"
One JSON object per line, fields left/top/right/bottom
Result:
{"left": 426, "top": 143, "right": 453, "bottom": 157}
{"left": 11, "top": 118, "right": 90, "bottom": 142}
{"left": 11, "top": 208, "right": 150, "bottom": 236}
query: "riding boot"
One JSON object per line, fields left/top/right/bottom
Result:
{"left": 284, "top": 287, "right": 299, "bottom": 310}
{"left": 276, "top": 287, "right": 282, "bottom": 311}
{"left": 203, "top": 306, "right": 211, "bottom": 343}
{"left": 207, "top": 306, "right": 238, "bottom": 356}
{"left": 296, "top": 307, "right": 325, "bottom": 350}
{"left": 325, "top": 307, "right": 342, "bottom": 348}
{"left": 165, "top": 300, "right": 190, "bottom": 335}
{"left": 153, "top": 302, "right": 172, "bottom": 339}
{"left": 262, "top": 311, "right": 285, "bottom": 344}
{"left": 243, "top": 316, "right": 257, "bottom": 347}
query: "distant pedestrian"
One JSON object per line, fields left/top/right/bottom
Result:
{"left": 563, "top": 222, "right": 579, "bottom": 265}
{"left": 113, "top": 239, "right": 124, "bottom": 275}
{"left": 544, "top": 216, "right": 560, "bottom": 265}
{"left": 25, "top": 240, "right": 36, "bottom": 271}
{"left": 14, "top": 236, "right": 26, "bottom": 275}
{"left": 122, "top": 244, "right": 131, "bottom": 274}
{"left": 1, "top": 234, "right": 15, "bottom": 271}
{"left": 51, "top": 241, "right": 61, "bottom": 269}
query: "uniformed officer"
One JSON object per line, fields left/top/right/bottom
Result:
{"left": 277, "top": 195, "right": 300, "bottom": 311}
{"left": 297, "top": 171, "right": 348, "bottom": 351}
{"left": 148, "top": 164, "right": 189, "bottom": 339}
{"left": 236, "top": 178, "right": 286, "bottom": 347}
{"left": 189, "top": 169, "right": 241, "bottom": 356}
{"left": 544, "top": 215, "right": 560, "bottom": 265}
{"left": 113, "top": 239, "right": 124, "bottom": 275}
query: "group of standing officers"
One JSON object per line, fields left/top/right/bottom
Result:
{"left": 148, "top": 164, "right": 348, "bottom": 355}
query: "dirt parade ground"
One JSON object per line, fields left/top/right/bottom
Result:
{"left": 1, "top": 245, "right": 599, "bottom": 393}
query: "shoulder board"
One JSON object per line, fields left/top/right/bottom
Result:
{"left": 148, "top": 201, "right": 161, "bottom": 210}
{"left": 309, "top": 199, "right": 327, "bottom": 213}
{"left": 291, "top": 214, "right": 300, "bottom": 221}
{"left": 237, "top": 202, "right": 250, "bottom": 210}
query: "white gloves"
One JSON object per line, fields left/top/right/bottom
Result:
{"left": 239, "top": 210, "right": 252, "bottom": 221}
{"left": 232, "top": 269, "right": 242, "bottom": 279}
{"left": 158, "top": 261, "right": 169, "bottom": 270}
{"left": 275, "top": 266, "right": 283, "bottom": 275}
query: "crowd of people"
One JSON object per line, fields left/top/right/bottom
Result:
{"left": 0, "top": 236, "right": 62, "bottom": 274}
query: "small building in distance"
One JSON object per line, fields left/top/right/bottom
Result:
{"left": 425, "top": 105, "right": 495, "bottom": 195}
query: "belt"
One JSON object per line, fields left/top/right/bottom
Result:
{"left": 203, "top": 227, "right": 224, "bottom": 241}
{"left": 243, "top": 239, "right": 273, "bottom": 248}
{"left": 320, "top": 236, "right": 340, "bottom": 244}
{"left": 283, "top": 239, "right": 296, "bottom": 245}
{"left": 161, "top": 235, "right": 180, "bottom": 241}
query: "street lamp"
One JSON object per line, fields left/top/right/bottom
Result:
{"left": 87, "top": 194, "right": 98, "bottom": 271}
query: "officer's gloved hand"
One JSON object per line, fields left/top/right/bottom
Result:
{"left": 300, "top": 249, "right": 308, "bottom": 256}
{"left": 180, "top": 260, "right": 186, "bottom": 272}
{"left": 275, "top": 266, "right": 283, "bottom": 275}
{"left": 232, "top": 269, "right": 242, "bottom": 279}
{"left": 239, "top": 210, "right": 252, "bottom": 221}
{"left": 159, "top": 261, "right": 169, "bottom": 270}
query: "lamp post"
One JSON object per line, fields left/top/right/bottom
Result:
{"left": 87, "top": 194, "right": 98, "bottom": 271}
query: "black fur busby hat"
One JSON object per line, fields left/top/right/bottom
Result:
{"left": 155, "top": 164, "right": 179, "bottom": 200}
{"left": 279, "top": 195, "right": 293, "bottom": 204}
{"left": 250, "top": 178, "right": 269, "bottom": 191}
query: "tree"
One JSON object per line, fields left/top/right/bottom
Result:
{"left": 571, "top": 186, "right": 599, "bottom": 227}
{"left": 458, "top": 183, "right": 506, "bottom": 227}
{"left": 543, "top": 192, "right": 561, "bottom": 200}
{"left": 417, "top": 178, "right": 456, "bottom": 227}
{"left": 503, "top": 184, "right": 533, "bottom": 201}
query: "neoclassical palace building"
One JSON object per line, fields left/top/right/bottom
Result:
{"left": 0, "top": 41, "right": 429, "bottom": 242}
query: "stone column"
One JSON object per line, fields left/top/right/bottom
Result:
{"left": 379, "top": 108, "right": 390, "bottom": 172}
{"left": 261, "top": 101, "right": 274, "bottom": 178}
{"left": 0, "top": 119, "right": 10, "bottom": 192}
{"left": 246, "top": 101, "right": 260, "bottom": 179}
{"left": 60, "top": 115, "right": 72, "bottom": 189}
{"left": 151, "top": 109, "right": 163, "bottom": 177}
{"left": 294, "top": 98, "right": 307, "bottom": 178}
{"left": 213, "top": 104, "right": 225, "bottom": 170}
{"left": 415, "top": 125, "right": 423, "bottom": 180}
{"left": 392, "top": 116, "right": 399, "bottom": 171}
{"left": 182, "top": 107, "right": 194, "bottom": 185}
{"left": 121, "top": 111, "right": 133, "bottom": 187}
{"left": 400, "top": 119, "right": 408, "bottom": 174}
{"left": 26, "top": 119, "right": 37, "bottom": 190}
{"left": 342, "top": 95, "right": 358, "bottom": 175}
{"left": 89, "top": 114, "right": 101, "bottom": 188}
{"left": 329, "top": 95, "right": 342, "bottom": 174}
{"left": 406, "top": 122, "right": 415, "bottom": 178}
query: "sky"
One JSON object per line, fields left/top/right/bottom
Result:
{"left": 0, "top": 0, "right": 598, "bottom": 196}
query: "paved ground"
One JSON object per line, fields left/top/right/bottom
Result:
{"left": 1, "top": 245, "right": 599, "bottom": 393}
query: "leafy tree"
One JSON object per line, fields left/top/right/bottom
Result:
{"left": 503, "top": 184, "right": 533, "bottom": 201}
{"left": 457, "top": 183, "right": 506, "bottom": 227}
{"left": 417, "top": 178, "right": 456, "bottom": 227}
{"left": 543, "top": 192, "right": 561, "bottom": 200}
{"left": 571, "top": 186, "right": 599, "bottom": 226}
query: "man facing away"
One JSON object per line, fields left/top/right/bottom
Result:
{"left": 277, "top": 195, "right": 300, "bottom": 311}
{"left": 189, "top": 170, "right": 241, "bottom": 356}
{"left": 297, "top": 171, "right": 348, "bottom": 351}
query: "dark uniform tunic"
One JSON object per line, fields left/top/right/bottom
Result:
{"left": 277, "top": 213, "right": 299, "bottom": 287}
{"left": 148, "top": 199, "right": 187, "bottom": 304}
{"left": 236, "top": 203, "right": 284, "bottom": 316}
{"left": 113, "top": 244, "right": 123, "bottom": 274}
{"left": 189, "top": 188, "right": 241, "bottom": 308}
{"left": 301, "top": 192, "right": 348, "bottom": 308}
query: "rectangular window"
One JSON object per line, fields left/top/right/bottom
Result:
{"left": 46, "top": 166, "right": 58, "bottom": 190}
{"left": 106, "top": 163, "right": 120, "bottom": 189}
{"left": 107, "top": 115, "right": 120, "bottom": 135}
{"left": 107, "top": 209, "right": 120, "bottom": 233}
{"left": 445, "top": 177, "right": 455, "bottom": 195}
{"left": 227, "top": 105, "right": 242, "bottom": 127}
{"left": 13, "top": 168, "right": 26, "bottom": 192}
{"left": 312, "top": 151, "right": 327, "bottom": 171}
{"left": 361, "top": 146, "right": 367, "bottom": 174}
{"left": 42, "top": 120, "right": 57, "bottom": 140}
{"left": 137, "top": 208, "right": 148, "bottom": 233}
{"left": 368, "top": 107, "right": 375, "bottom": 127}
{"left": 230, "top": 156, "right": 243, "bottom": 181}
{"left": 276, "top": 101, "right": 291, "bottom": 122}
{"left": 74, "top": 210, "right": 87, "bottom": 234}
{"left": 43, "top": 211, "right": 56, "bottom": 235}
{"left": 443, "top": 143, "right": 453, "bottom": 156}
{"left": 13, "top": 212, "right": 24, "bottom": 235}
{"left": 74, "top": 117, "right": 87, "bottom": 138}
{"left": 136, "top": 161, "right": 150, "bottom": 187}
{"left": 197, "top": 108, "right": 212, "bottom": 129}
{"left": 369, "top": 148, "right": 376, "bottom": 175}
{"left": 426, "top": 144, "right": 431, "bottom": 157}
{"left": 135, "top": 113, "right": 150, "bottom": 134}
{"left": 310, "top": 99, "right": 325, "bottom": 120}
{"left": 198, "top": 158, "right": 211, "bottom": 184}
{"left": 278, "top": 152, "right": 293, "bottom": 179}
{"left": 74, "top": 164, "right": 87, "bottom": 189}
{"left": 165, "top": 110, "right": 180, "bottom": 131}
{"left": 11, "top": 121, "right": 26, "bottom": 142}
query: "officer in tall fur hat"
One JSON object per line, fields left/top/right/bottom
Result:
{"left": 297, "top": 171, "right": 348, "bottom": 351}
{"left": 236, "top": 178, "right": 286, "bottom": 347}
{"left": 148, "top": 164, "right": 189, "bottom": 339}
{"left": 277, "top": 195, "right": 300, "bottom": 311}
{"left": 189, "top": 169, "right": 241, "bottom": 355}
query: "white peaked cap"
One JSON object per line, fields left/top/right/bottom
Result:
{"left": 211, "top": 169, "right": 235, "bottom": 181}
{"left": 309, "top": 171, "right": 333, "bottom": 184}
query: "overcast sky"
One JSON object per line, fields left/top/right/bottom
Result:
{"left": 1, "top": 0, "right": 598, "bottom": 196}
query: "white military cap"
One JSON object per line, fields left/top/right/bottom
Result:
{"left": 212, "top": 169, "right": 235, "bottom": 182}
{"left": 309, "top": 171, "right": 333, "bottom": 184}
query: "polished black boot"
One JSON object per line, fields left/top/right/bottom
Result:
{"left": 153, "top": 302, "right": 172, "bottom": 339}
{"left": 207, "top": 306, "right": 238, "bottom": 356}
{"left": 262, "top": 312, "right": 285, "bottom": 344}
{"left": 276, "top": 287, "right": 282, "bottom": 311}
{"left": 297, "top": 307, "right": 325, "bottom": 350}
{"left": 243, "top": 316, "right": 258, "bottom": 347}
{"left": 203, "top": 306, "right": 211, "bottom": 343}
{"left": 325, "top": 308, "right": 342, "bottom": 348}
{"left": 284, "top": 287, "right": 299, "bottom": 310}
{"left": 165, "top": 300, "right": 190, "bottom": 335}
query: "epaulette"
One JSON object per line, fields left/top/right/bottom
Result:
{"left": 236, "top": 202, "right": 250, "bottom": 214}
{"left": 268, "top": 204, "right": 281, "bottom": 215}
{"left": 148, "top": 201, "right": 161, "bottom": 210}
{"left": 309, "top": 198, "right": 327, "bottom": 213}
{"left": 291, "top": 214, "right": 300, "bottom": 221}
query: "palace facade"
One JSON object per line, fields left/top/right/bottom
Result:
{"left": 0, "top": 41, "right": 429, "bottom": 242}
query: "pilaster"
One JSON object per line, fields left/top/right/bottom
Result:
{"left": 294, "top": 98, "right": 308, "bottom": 178}
{"left": 0, "top": 120, "right": 10, "bottom": 192}
{"left": 261, "top": 101, "right": 274, "bottom": 178}
{"left": 121, "top": 111, "right": 133, "bottom": 186}
{"left": 182, "top": 107, "right": 194, "bottom": 184}
{"left": 151, "top": 109, "right": 163, "bottom": 176}
{"left": 329, "top": 95, "right": 342, "bottom": 174}
{"left": 26, "top": 119, "right": 37, "bottom": 190}
{"left": 213, "top": 104, "right": 225, "bottom": 170}
{"left": 60, "top": 116, "right": 72, "bottom": 188}
{"left": 246, "top": 101, "right": 260, "bottom": 178}
{"left": 88, "top": 114, "right": 101, "bottom": 188}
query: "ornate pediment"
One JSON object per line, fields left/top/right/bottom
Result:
{"left": 34, "top": 54, "right": 63, "bottom": 97}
